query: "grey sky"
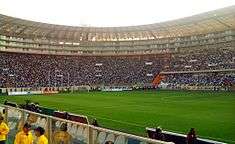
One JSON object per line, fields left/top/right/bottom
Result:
{"left": 0, "top": 0, "right": 235, "bottom": 27}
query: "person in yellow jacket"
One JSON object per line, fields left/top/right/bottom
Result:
{"left": 0, "top": 115, "right": 9, "bottom": 144}
{"left": 53, "top": 123, "right": 71, "bottom": 144}
{"left": 34, "top": 127, "right": 48, "bottom": 144}
{"left": 14, "top": 123, "right": 33, "bottom": 144}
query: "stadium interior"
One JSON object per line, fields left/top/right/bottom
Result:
{"left": 0, "top": 5, "right": 234, "bottom": 144}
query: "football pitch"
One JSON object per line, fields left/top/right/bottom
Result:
{"left": 0, "top": 90, "right": 235, "bottom": 143}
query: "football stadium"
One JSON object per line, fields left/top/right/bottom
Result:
{"left": 0, "top": 1, "right": 235, "bottom": 144}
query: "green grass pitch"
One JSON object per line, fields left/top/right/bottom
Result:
{"left": 0, "top": 90, "right": 234, "bottom": 143}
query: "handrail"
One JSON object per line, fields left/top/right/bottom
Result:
{"left": 2, "top": 105, "right": 172, "bottom": 144}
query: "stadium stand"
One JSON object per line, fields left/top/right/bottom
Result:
{"left": 0, "top": 52, "right": 169, "bottom": 87}
{"left": 0, "top": 44, "right": 234, "bottom": 90}
{"left": 160, "top": 70, "right": 235, "bottom": 90}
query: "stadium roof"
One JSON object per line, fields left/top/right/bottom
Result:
{"left": 0, "top": 5, "right": 235, "bottom": 42}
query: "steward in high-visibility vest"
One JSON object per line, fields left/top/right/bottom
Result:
{"left": 53, "top": 123, "right": 71, "bottom": 144}
{"left": 34, "top": 127, "right": 48, "bottom": 144}
{"left": 14, "top": 123, "right": 33, "bottom": 144}
{"left": 0, "top": 115, "right": 9, "bottom": 144}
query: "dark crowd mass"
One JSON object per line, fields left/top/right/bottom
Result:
{"left": 0, "top": 47, "right": 234, "bottom": 88}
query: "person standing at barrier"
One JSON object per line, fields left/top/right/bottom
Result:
{"left": 154, "top": 127, "right": 165, "bottom": 141}
{"left": 0, "top": 115, "right": 9, "bottom": 144}
{"left": 14, "top": 123, "right": 33, "bottom": 144}
{"left": 34, "top": 127, "right": 48, "bottom": 144}
{"left": 18, "top": 114, "right": 38, "bottom": 131}
{"left": 53, "top": 123, "right": 71, "bottom": 144}
{"left": 91, "top": 118, "right": 99, "bottom": 127}
{"left": 186, "top": 128, "right": 197, "bottom": 144}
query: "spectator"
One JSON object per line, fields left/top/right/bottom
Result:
{"left": 0, "top": 47, "right": 234, "bottom": 88}
{"left": 161, "top": 72, "right": 235, "bottom": 90}
{"left": 18, "top": 114, "right": 38, "bottom": 131}
{"left": 53, "top": 123, "right": 72, "bottom": 144}
{"left": 105, "top": 141, "right": 114, "bottom": 144}
{"left": 92, "top": 118, "right": 99, "bottom": 127}
{"left": 14, "top": 123, "right": 33, "bottom": 144}
{"left": 0, "top": 115, "right": 9, "bottom": 144}
{"left": 153, "top": 127, "right": 165, "bottom": 141}
{"left": 186, "top": 128, "right": 197, "bottom": 144}
{"left": 34, "top": 127, "right": 48, "bottom": 144}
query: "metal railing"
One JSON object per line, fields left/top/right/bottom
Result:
{"left": 1, "top": 105, "right": 172, "bottom": 144}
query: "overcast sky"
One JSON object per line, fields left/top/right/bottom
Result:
{"left": 0, "top": 0, "right": 235, "bottom": 27}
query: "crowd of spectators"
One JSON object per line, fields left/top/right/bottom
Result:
{"left": 162, "top": 46, "right": 235, "bottom": 88}
{"left": 168, "top": 48, "right": 235, "bottom": 72}
{"left": 0, "top": 46, "right": 234, "bottom": 88}
{"left": 162, "top": 72, "right": 235, "bottom": 88}
{"left": 0, "top": 52, "right": 169, "bottom": 88}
